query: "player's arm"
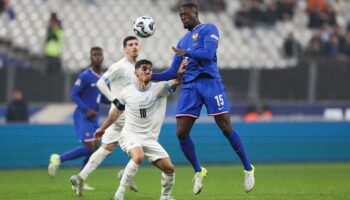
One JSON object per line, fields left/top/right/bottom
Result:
{"left": 94, "top": 100, "right": 125, "bottom": 139}
{"left": 172, "top": 25, "right": 219, "bottom": 60}
{"left": 169, "top": 59, "right": 187, "bottom": 89}
{"left": 71, "top": 75, "right": 89, "bottom": 113}
{"left": 96, "top": 65, "right": 120, "bottom": 107}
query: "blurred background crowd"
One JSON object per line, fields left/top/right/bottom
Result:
{"left": 0, "top": 0, "right": 350, "bottom": 123}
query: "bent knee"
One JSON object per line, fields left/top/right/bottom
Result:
{"left": 133, "top": 155, "right": 144, "bottom": 165}
{"left": 163, "top": 164, "right": 175, "bottom": 174}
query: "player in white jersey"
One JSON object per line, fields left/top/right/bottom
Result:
{"left": 94, "top": 59, "right": 186, "bottom": 200}
{"left": 70, "top": 36, "right": 139, "bottom": 196}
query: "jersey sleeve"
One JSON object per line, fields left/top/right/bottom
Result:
{"left": 185, "top": 24, "right": 219, "bottom": 60}
{"left": 156, "top": 81, "right": 175, "bottom": 98}
{"left": 71, "top": 73, "right": 89, "bottom": 112}
{"left": 117, "top": 90, "right": 126, "bottom": 109}
{"left": 101, "top": 62, "right": 121, "bottom": 84}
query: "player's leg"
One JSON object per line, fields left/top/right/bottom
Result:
{"left": 115, "top": 139, "right": 144, "bottom": 200}
{"left": 214, "top": 114, "right": 255, "bottom": 192}
{"left": 176, "top": 82, "right": 203, "bottom": 173}
{"left": 49, "top": 115, "right": 95, "bottom": 177}
{"left": 146, "top": 140, "right": 175, "bottom": 200}
{"left": 72, "top": 124, "right": 122, "bottom": 195}
{"left": 48, "top": 145, "right": 92, "bottom": 177}
{"left": 79, "top": 124, "right": 120, "bottom": 179}
{"left": 152, "top": 158, "right": 175, "bottom": 200}
{"left": 202, "top": 78, "right": 254, "bottom": 192}
{"left": 71, "top": 143, "right": 116, "bottom": 195}
{"left": 176, "top": 82, "right": 207, "bottom": 195}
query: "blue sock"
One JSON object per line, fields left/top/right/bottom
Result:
{"left": 225, "top": 130, "right": 252, "bottom": 171}
{"left": 59, "top": 146, "right": 92, "bottom": 163}
{"left": 179, "top": 137, "right": 202, "bottom": 172}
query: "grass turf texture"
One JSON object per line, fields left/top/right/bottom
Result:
{"left": 0, "top": 163, "right": 349, "bottom": 200}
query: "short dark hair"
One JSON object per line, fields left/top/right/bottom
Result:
{"left": 90, "top": 46, "right": 103, "bottom": 54}
{"left": 180, "top": 3, "right": 198, "bottom": 12}
{"left": 135, "top": 59, "right": 152, "bottom": 69}
{"left": 123, "top": 36, "right": 138, "bottom": 48}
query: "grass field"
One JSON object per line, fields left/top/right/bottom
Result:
{"left": 0, "top": 163, "right": 349, "bottom": 200}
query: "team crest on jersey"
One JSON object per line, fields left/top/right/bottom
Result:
{"left": 75, "top": 79, "right": 81, "bottom": 86}
{"left": 192, "top": 33, "right": 198, "bottom": 40}
{"left": 85, "top": 132, "right": 90, "bottom": 137}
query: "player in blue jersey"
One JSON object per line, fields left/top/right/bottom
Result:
{"left": 152, "top": 3, "right": 255, "bottom": 194}
{"left": 48, "top": 47, "right": 109, "bottom": 190}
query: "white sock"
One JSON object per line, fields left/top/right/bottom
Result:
{"left": 160, "top": 172, "right": 175, "bottom": 199}
{"left": 116, "top": 160, "right": 139, "bottom": 196}
{"left": 79, "top": 147, "right": 111, "bottom": 180}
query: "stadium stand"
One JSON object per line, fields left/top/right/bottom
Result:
{"left": 0, "top": 0, "right": 350, "bottom": 121}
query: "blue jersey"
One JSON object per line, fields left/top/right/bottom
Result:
{"left": 153, "top": 23, "right": 230, "bottom": 117}
{"left": 153, "top": 23, "right": 221, "bottom": 83}
{"left": 71, "top": 67, "right": 109, "bottom": 141}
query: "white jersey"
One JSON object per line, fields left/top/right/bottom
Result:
{"left": 119, "top": 81, "right": 174, "bottom": 140}
{"left": 102, "top": 57, "right": 136, "bottom": 126}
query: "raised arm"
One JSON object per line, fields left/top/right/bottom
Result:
{"left": 172, "top": 25, "right": 219, "bottom": 60}
{"left": 96, "top": 78, "right": 114, "bottom": 101}
{"left": 169, "top": 60, "right": 187, "bottom": 90}
{"left": 97, "top": 64, "right": 121, "bottom": 107}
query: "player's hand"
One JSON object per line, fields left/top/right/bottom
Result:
{"left": 94, "top": 128, "right": 105, "bottom": 140}
{"left": 86, "top": 109, "right": 97, "bottom": 119}
{"left": 177, "top": 60, "right": 187, "bottom": 80}
{"left": 172, "top": 46, "right": 186, "bottom": 56}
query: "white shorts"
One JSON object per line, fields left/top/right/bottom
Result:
{"left": 119, "top": 135, "right": 169, "bottom": 162}
{"left": 101, "top": 123, "right": 123, "bottom": 144}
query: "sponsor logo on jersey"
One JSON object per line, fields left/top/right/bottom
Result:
{"left": 90, "top": 83, "right": 96, "bottom": 87}
{"left": 85, "top": 132, "right": 90, "bottom": 137}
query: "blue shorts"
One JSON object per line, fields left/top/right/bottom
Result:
{"left": 73, "top": 110, "right": 99, "bottom": 142}
{"left": 176, "top": 77, "right": 230, "bottom": 118}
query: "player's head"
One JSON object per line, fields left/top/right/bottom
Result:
{"left": 90, "top": 47, "right": 103, "bottom": 68}
{"left": 123, "top": 36, "right": 140, "bottom": 59}
{"left": 134, "top": 59, "right": 153, "bottom": 82}
{"left": 179, "top": 3, "right": 200, "bottom": 31}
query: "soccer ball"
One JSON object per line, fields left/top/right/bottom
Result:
{"left": 133, "top": 16, "right": 156, "bottom": 38}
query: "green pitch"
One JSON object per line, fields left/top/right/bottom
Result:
{"left": 1, "top": 163, "right": 349, "bottom": 200}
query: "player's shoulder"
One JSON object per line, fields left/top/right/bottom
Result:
{"left": 109, "top": 58, "right": 124, "bottom": 69}
{"left": 152, "top": 81, "right": 168, "bottom": 90}
{"left": 201, "top": 23, "right": 218, "bottom": 31}
{"left": 78, "top": 68, "right": 92, "bottom": 78}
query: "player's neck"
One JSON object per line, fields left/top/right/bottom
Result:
{"left": 137, "top": 80, "right": 151, "bottom": 90}
{"left": 127, "top": 56, "right": 137, "bottom": 65}
{"left": 188, "top": 21, "right": 201, "bottom": 31}
{"left": 91, "top": 66, "right": 101, "bottom": 74}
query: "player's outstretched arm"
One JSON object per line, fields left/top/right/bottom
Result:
{"left": 172, "top": 40, "right": 217, "bottom": 60}
{"left": 169, "top": 60, "right": 187, "bottom": 89}
{"left": 94, "top": 107, "right": 124, "bottom": 139}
